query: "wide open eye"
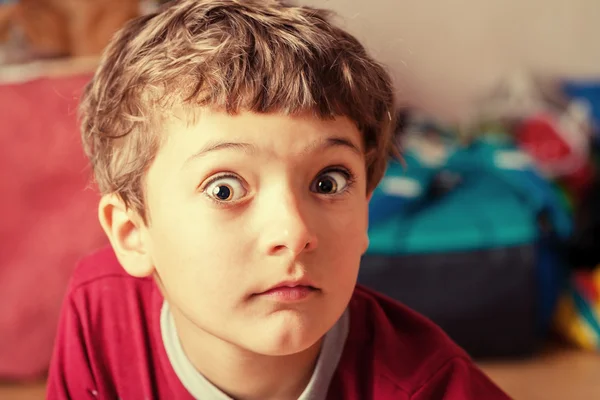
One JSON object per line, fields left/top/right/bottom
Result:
{"left": 311, "top": 170, "right": 350, "bottom": 195}
{"left": 204, "top": 175, "right": 247, "bottom": 202}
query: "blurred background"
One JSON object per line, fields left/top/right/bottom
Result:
{"left": 1, "top": 0, "right": 599, "bottom": 399}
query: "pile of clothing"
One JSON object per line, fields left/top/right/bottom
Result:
{"left": 0, "top": 0, "right": 139, "bottom": 63}
{"left": 359, "top": 73, "right": 600, "bottom": 358}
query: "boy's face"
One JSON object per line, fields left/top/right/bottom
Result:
{"left": 141, "top": 109, "right": 370, "bottom": 356}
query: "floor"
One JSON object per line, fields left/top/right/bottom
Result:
{"left": 0, "top": 380, "right": 46, "bottom": 400}
{"left": 2, "top": 343, "right": 599, "bottom": 400}
{"left": 479, "top": 343, "right": 600, "bottom": 399}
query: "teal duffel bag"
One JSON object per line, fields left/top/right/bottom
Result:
{"left": 360, "top": 135, "right": 572, "bottom": 358}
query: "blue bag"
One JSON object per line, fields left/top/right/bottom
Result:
{"left": 360, "top": 134, "right": 572, "bottom": 357}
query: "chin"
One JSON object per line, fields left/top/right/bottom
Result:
{"left": 243, "top": 312, "right": 326, "bottom": 356}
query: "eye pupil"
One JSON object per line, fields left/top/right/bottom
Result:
{"left": 317, "top": 178, "right": 337, "bottom": 194}
{"left": 213, "top": 185, "right": 232, "bottom": 200}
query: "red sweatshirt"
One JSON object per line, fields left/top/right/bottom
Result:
{"left": 47, "top": 247, "right": 510, "bottom": 399}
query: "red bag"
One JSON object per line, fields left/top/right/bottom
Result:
{"left": 0, "top": 74, "right": 108, "bottom": 380}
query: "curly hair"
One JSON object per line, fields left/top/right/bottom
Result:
{"left": 80, "top": 0, "right": 397, "bottom": 222}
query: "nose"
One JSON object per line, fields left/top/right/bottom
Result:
{"left": 260, "top": 192, "right": 318, "bottom": 257}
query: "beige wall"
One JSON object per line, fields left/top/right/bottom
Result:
{"left": 297, "top": 0, "right": 600, "bottom": 122}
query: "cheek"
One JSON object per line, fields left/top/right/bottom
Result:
{"left": 319, "top": 198, "right": 369, "bottom": 264}
{"left": 147, "top": 207, "right": 247, "bottom": 306}
{"left": 331, "top": 197, "right": 368, "bottom": 235}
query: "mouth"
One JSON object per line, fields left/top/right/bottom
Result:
{"left": 255, "top": 281, "right": 320, "bottom": 302}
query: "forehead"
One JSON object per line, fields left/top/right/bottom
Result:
{"left": 157, "top": 108, "right": 364, "bottom": 163}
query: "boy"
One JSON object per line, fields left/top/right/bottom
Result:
{"left": 47, "top": 0, "right": 510, "bottom": 399}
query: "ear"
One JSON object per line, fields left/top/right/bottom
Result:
{"left": 361, "top": 232, "right": 370, "bottom": 255}
{"left": 98, "top": 194, "right": 154, "bottom": 278}
{"left": 363, "top": 191, "right": 372, "bottom": 254}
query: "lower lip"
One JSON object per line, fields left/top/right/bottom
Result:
{"left": 258, "top": 286, "right": 316, "bottom": 302}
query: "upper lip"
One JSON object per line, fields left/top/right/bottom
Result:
{"left": 260, "top": 278, "right": 318, "bottom": 293}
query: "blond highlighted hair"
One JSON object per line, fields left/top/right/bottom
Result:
{"left": 80, "top": 0, "right": 397, "bottom": 222}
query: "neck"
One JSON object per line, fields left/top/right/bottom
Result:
{"left": 172, "top": 309, "right": 322, "bottom": 400}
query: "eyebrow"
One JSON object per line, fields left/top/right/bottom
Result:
{"left": 183, "top": 136, "right": 362, "bottom": 168}
{"left": 183, "top": 141, "right": 255, "bottom": 168}
{"left": 300, "top": 136, "right": 362, "bottom": 157}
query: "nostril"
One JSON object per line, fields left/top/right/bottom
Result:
{"left": 272, "top": 244, "right": 286, "bottom": 253}
{"left": 270, "top": 241, "right": 313, "bottom": 255}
